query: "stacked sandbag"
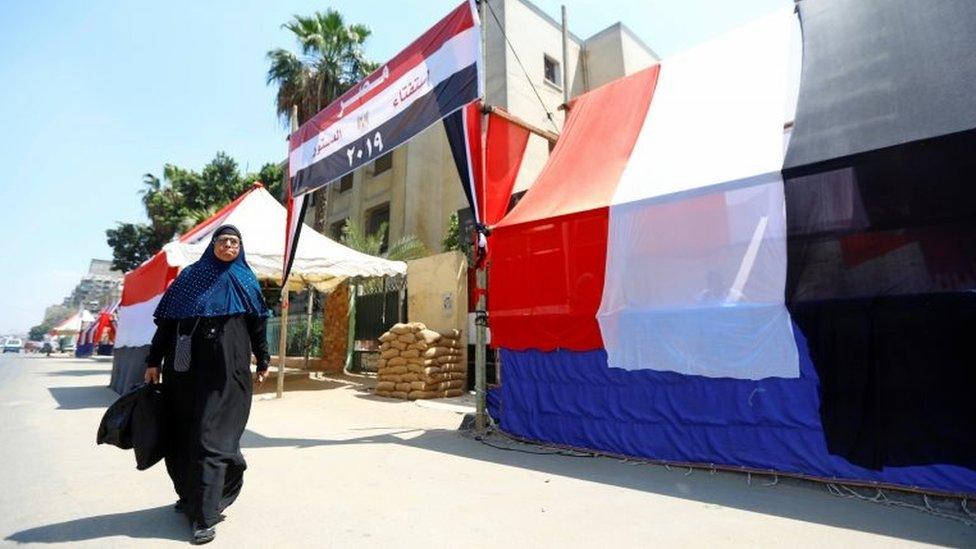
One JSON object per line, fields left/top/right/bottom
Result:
{"left": 374, "top": 322, "right": 466, "bottom": 400}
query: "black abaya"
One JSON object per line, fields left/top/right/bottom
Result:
{"left": 147, "top": 314, "right": 269, "bottom": 527}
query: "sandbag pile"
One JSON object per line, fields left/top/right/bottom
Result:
{"left": 374, "top": 323, "right": 466, "bottom": 400}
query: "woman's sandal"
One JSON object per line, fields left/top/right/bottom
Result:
{"left": 191, "top": 521, "right": 216, "bottom": 545}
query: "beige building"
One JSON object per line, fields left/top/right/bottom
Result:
{"left": 309, "top": 0, "right": 658, "bottom": 253}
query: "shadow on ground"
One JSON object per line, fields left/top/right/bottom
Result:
{"left": 252, "top": 371, "right": 374, "bottom": 396}
{"left": 4, "top": 505, "right": 187, "bottom": 544}
{"left": 45, "top": 369, "right": 111, "bottom": 377}
{"left": 241, "top": 422, "right": 974, "bottom": 546}
{"left": 47, "top": 386, "right": 116, "bottom": 410}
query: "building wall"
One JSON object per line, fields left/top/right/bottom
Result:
{"left": 584, "top": 24, "right": 627, "bottom": 90}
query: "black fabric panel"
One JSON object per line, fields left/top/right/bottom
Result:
{"left": 790, "top": 294, "right": 976, "bottom": 470}
{"left": 110, "top": 346, "right": 151, "bottom": 394}
{"left": 784, "top": 0, "right": 976, "bottom": 171}
{"left": 785, "top": 127, "right": 976, "bottom": 470}
{"left": 786, "top": 131, "right": 976, "bottom": 303}
{"left": 443, "top": 108, "right": 476, "bottom": 217}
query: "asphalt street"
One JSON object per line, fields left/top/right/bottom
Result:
{"left": 0, "top": 353, "right": 972, "bottom": 547}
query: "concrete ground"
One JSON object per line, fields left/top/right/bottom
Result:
{"left": 0, "top": 353, "right": 972, "bottom": 548}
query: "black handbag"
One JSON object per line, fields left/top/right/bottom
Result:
{"left": 96, "top": 383, "right": 167, "bottom": 470}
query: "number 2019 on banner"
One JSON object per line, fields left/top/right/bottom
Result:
{"left": 346, "top": 132, "right": 384, "bottom": 166}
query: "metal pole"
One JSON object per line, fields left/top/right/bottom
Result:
{"left": 345, "top": 278, "right": 357, "bottom": 372}
{"left": 561, "top": 5, "right": 570, "bottom": 106}
{"left": 303, "top": 287, "right": 314, "bottom": 370}
{"left": 474, "top": 270, "right": 488, "bottom": 431}
{"left": 474, "top": 0, "right": 489, "bottom": 432}
{"left": 278, "top": 104, "right": 299, "bottom": 399}
{"left": 277, "top": 289, "right": 288, "bottom": 398}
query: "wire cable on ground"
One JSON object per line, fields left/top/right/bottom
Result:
{"left": 826, "top": 483, "right": 974, "bottom": 526}
{"left": 466, "top": 422, "right": 975, "bottom": 526}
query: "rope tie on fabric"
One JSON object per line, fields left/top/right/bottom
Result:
{"left": 827, "top": 483, "right": 974, "bottom": 526}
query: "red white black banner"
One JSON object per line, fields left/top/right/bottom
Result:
{"left": 284, "top": 0, "right": 482, "bottom": 283}
{"left": 287, "top": 1, "right": 482, "bottom": 196}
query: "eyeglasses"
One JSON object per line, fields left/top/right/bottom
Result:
{"left": 215, "top": 236, "right": 241, "bottom": 247}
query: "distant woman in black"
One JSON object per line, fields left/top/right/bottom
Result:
{"left": 143, "top": 224, "right": 270, "bottom": 545}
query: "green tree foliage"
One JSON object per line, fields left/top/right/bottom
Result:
{"left": 106, "top": 153, "right": 285, "bottom": 272}
{"left": 339, "top": 220, "right": 428, "bottom": 262}
{"left": 339, "top": 219, "right": 428, "bottom": 293}
{"left": 28, "top": 324, "right": 51, "bottom": 341}
{"left": 266, "top": 10, "right": 378, "bottom": 125}
{"left": 106, "top": 222, "right": 162, "bottom": 272}
{"left": 28, "top": 304, "right": 73, "bottom": 341}
{"left": 441, "top": 212, "right": 462, "bottom": 252}
{"left": 441, "top": 212, "right": 473, "bottom": 264}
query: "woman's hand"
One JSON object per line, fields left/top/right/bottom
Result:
{"left": 256, "top": 369, "right": 270, "bottom": 384}
{"left": 145, "top": 367, "right": 160, "bottom": 384}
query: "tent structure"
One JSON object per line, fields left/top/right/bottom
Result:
{"left": 50, "top": 310, "right": 95, "bottom": 337}
{"left": 76, "top": 300, "right": 119, "bottom": 357}
{"left": 110, "top": 183, "right": 406, "bottom": 394}
{"left": 486, "top": 1, "right": 976, "bottom": 497}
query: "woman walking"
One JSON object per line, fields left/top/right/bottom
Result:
{"left": 143, "top": 225, "right": 270, "bottom": 544}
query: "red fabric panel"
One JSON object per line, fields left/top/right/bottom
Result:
{"left": 495, "top": 65, "right": 659, "bottom": 228}
{"left": 483, "top": 113, "right": 530, "bottom": 226}
{"left": 120, "top": 252, "right": 177, "bottom": 306}
{"left": 464, "top": 101, "right": 485, "bottom": 219}
{"left": 489, "top": 208, "right": 609, "bottom": 350}
{"left": 487, "top": 67, "right": 659, "bottom": 351}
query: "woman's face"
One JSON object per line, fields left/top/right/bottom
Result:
{"left": 213, "top": 234, "right": 241, "bottom": 262}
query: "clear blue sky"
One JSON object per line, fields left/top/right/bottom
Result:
{"left": 0, "top": 0, "right": 787, "bottom": 334}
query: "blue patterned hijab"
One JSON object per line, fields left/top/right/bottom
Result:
{"left": 154, "top": 225, "right": 269, "bottom": 320}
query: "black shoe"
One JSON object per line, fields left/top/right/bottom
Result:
{"left": 191, "top": 522, "right": 216, "bottom": 545}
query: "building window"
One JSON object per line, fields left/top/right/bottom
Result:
{"left": 373, "top": 152, "right": 393, "bottom": 175}
{"left": 366, "top": 203, "right": 391, "bottom": 253}
{"left": 544, "top": 54, "right": 561, "bottom": 87}
{"left": 330, "top": 219, "right": 347, "bottom": 241}
{"left": 339, "top": 173, "right": 353, "bottom": 192}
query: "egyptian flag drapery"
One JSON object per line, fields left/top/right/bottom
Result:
{"left": 486, "top": 1, "right": 976, "bottom": 496}
{"left": 444, "top": 101, "right": 531, "bottom": 263}
{"left": 283, "top": 1, "right": 483, "bottom": 283}
{"left": 493, "top": 8, "right": 801, "bottom": 379}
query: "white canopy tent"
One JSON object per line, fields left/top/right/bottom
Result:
{"left": 50, "top": 310, "right": 95, "bottom": 336}
{"left": 111, "top": 183, "right": 405, "bottom": 394}
{"left": 162, "top": 185, "right": 405, "bottom": 288}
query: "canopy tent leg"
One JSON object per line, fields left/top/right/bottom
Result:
{"left": 344, "top": 278, "right": 358, "bottom": 373}
{"left": 277, "top": 289, "right": 289, "bottom": 398}
{"left": 475, "top": 268, "right": 487, "bottom": 431}
{"left": 303, "top": 287, "right": 314, "bottom": 370}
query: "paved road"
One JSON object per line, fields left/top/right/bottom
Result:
{"left": 0, "top": 353, "right": 972, "bottom": 547}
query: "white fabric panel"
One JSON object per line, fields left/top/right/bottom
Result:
{"left": 598, "top": 9, "right": 800, "bottom": 379}
{"left": 610, "top": 9, "right": 796, "bottom": 205}
{"left": 115, "top": 294, "right": 163, "bottom": 348}
{"left": 598, "top": 181, "right": 798, "bottom": 379}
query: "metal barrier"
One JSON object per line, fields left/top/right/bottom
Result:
{"left": 266, "top": 313, "right": 323, "bottom": 357}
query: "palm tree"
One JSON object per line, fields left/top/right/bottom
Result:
{"left": 267, "top": 10, "right": 378, "bottom": 126}
{"left": 267, "top": 10, "right": 378, "bottom": 231}
{"left": 340, "top": 221, "right": 428, "bottom": 262}
{"left": 340, "top": 220, "right": 428, "bottom": 293}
